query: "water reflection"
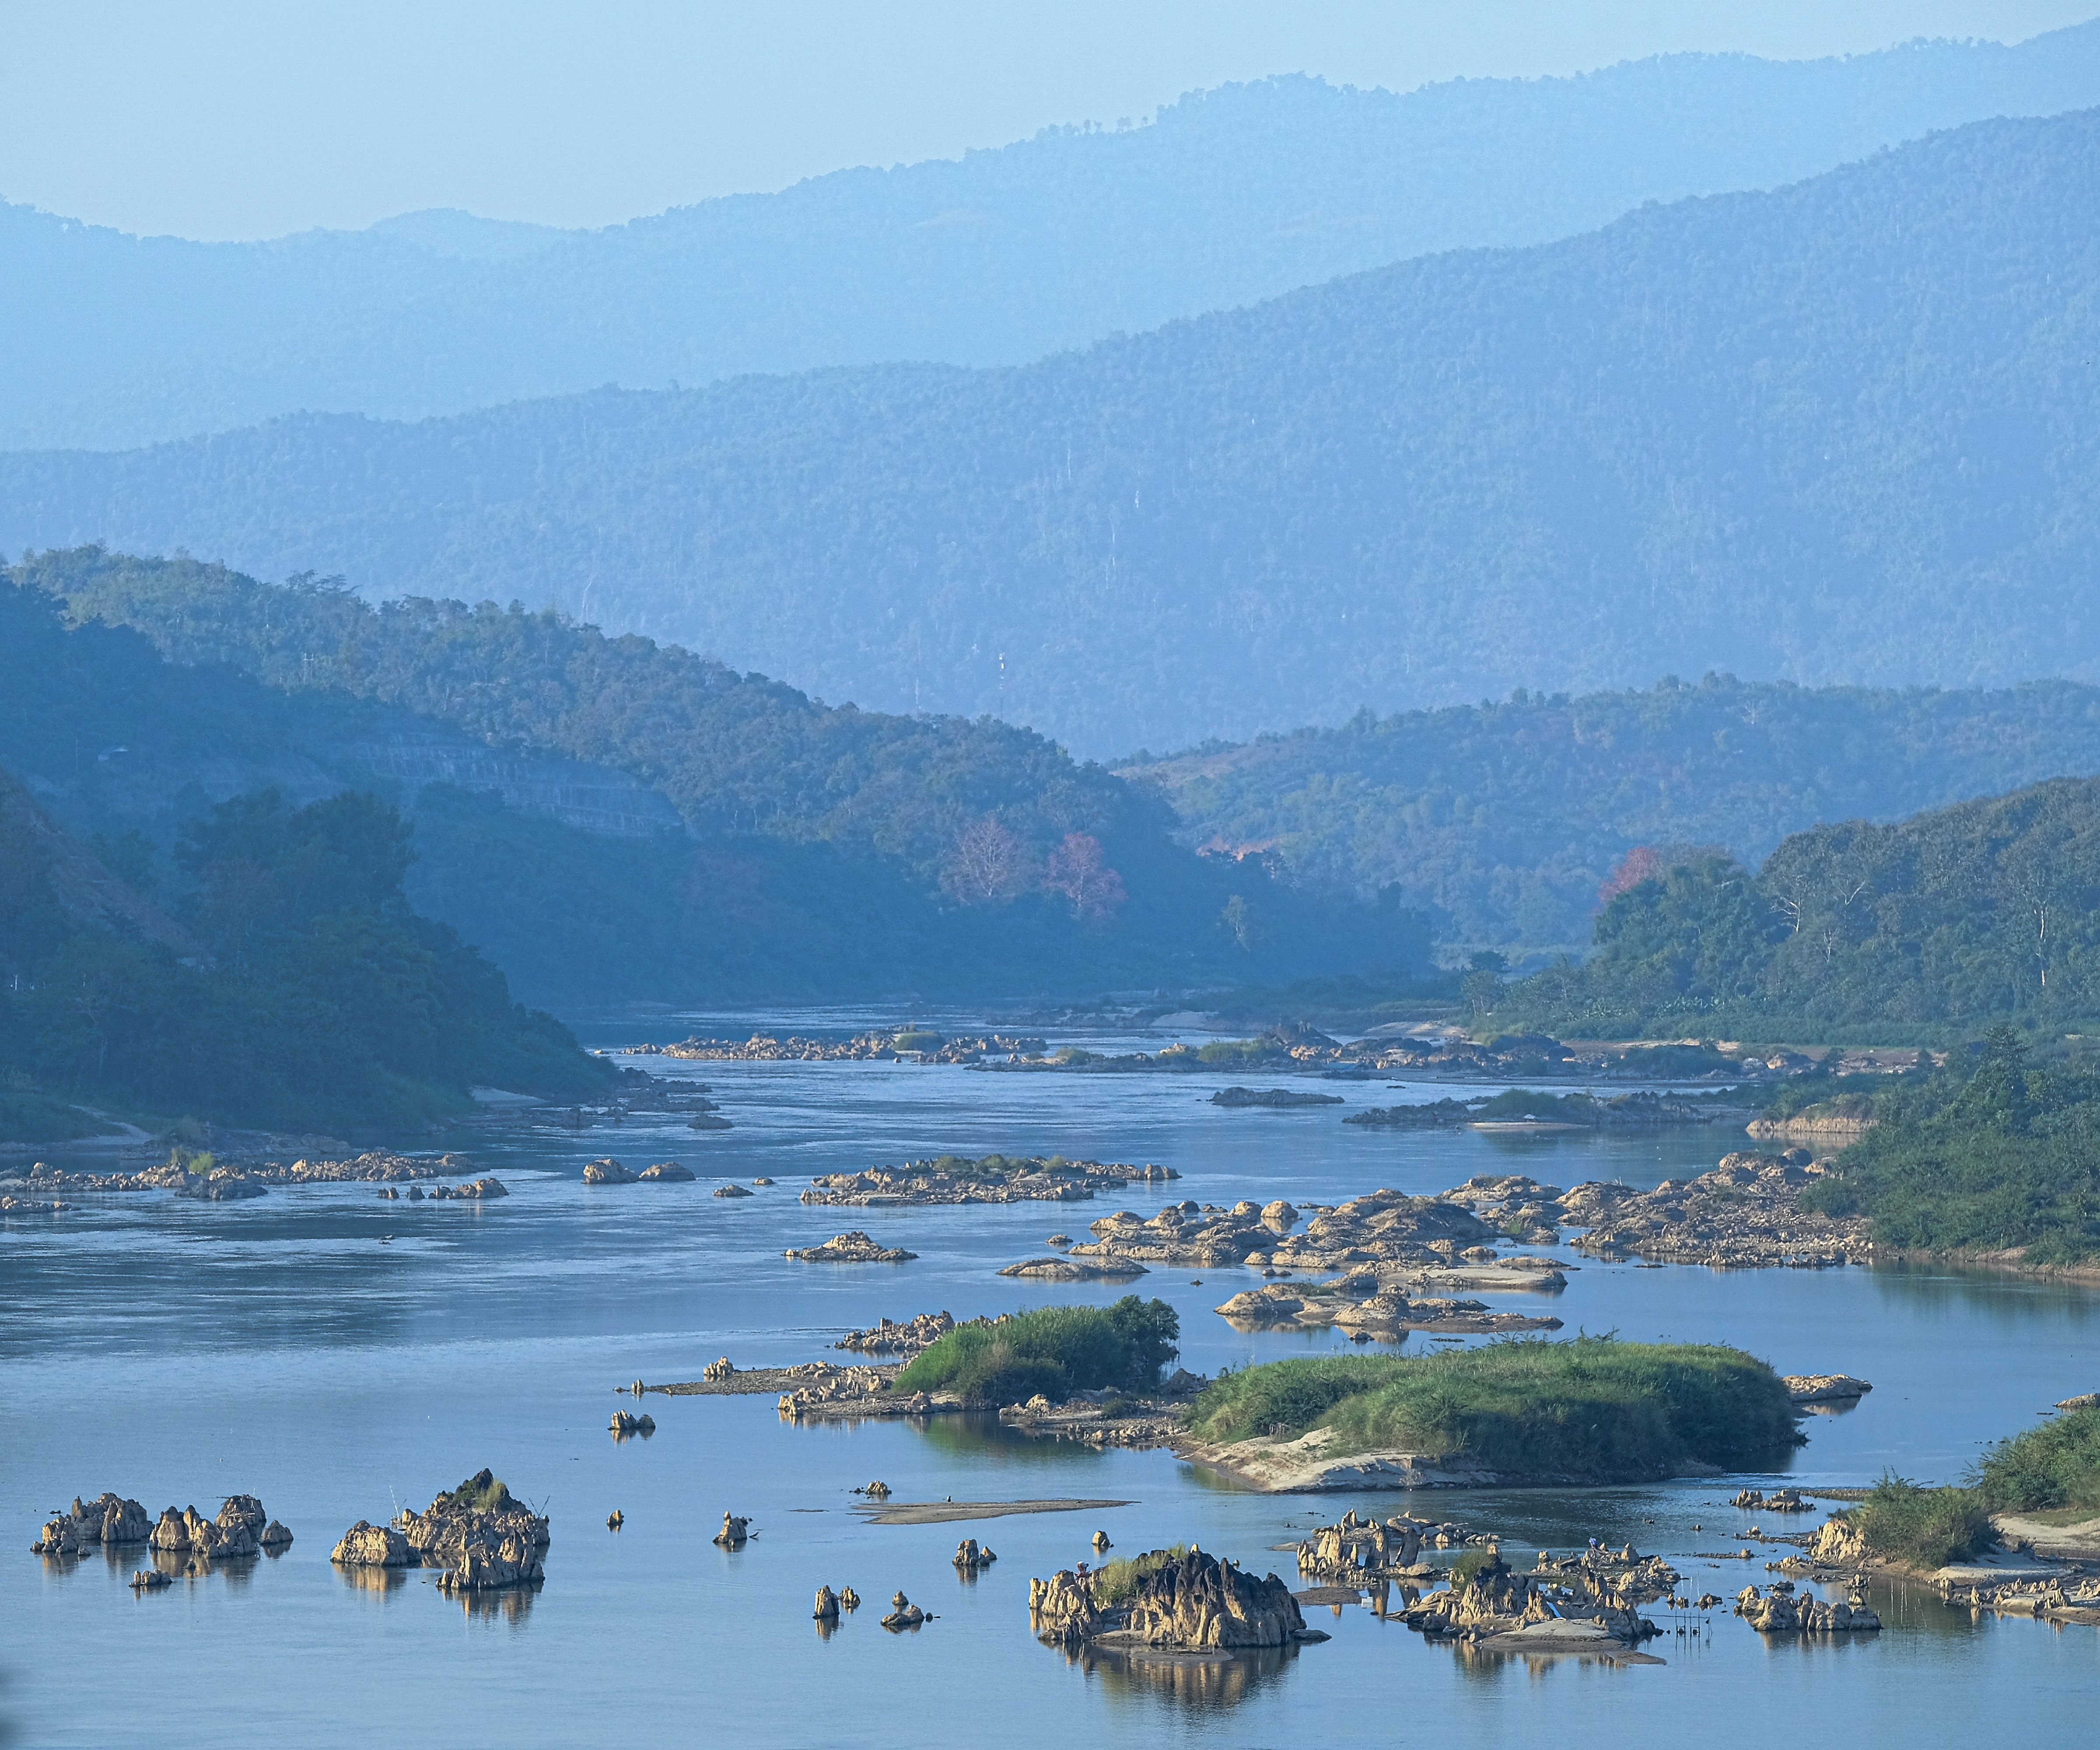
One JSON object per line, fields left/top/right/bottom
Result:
{"left": 1060, "top": 1641, "right": 1302, "bottom": 1709}
{"left": 455, "top": 1583, "right": 538, "bottom": 1625}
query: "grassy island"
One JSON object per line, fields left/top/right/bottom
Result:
{"left": 892, "top": 1297, "right": 1180, "bottom": 1406}
{"left": 1186, "top": 1338, "right": 1802, "bottom": 1480}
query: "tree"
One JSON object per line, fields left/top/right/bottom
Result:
{"left": 1043, "top": 832, "right": 1127, "bottom": 922}
{"left": 1220, "top": 893, "right": 1261, "bottom": 952}
{"left": 942, "top": 815, "right": 1026, "bottom": 904}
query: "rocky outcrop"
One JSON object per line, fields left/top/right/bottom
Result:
{"left": 637, "top": 1161, "right": 693, "bottom": 1181}
{"left": 331, "top": 1521, "right": 411, "bottom": 1567}
{"left": 260, "top": 1521, "right": 293, "bottom": 1548}
{"left": 1785, "top": 1374, "right": 1873, "bottom": 1403}
{"left": 430, "top": 1177, "right": 507, "bottom": 1200}
{"left": 432, "top": 1521, "right": 545, "bottom": 1593}
{"left": 881, "top": 1590, "right": 929, "bottom": 1629}
{"left": 70, "top": 1493, "right": 152, "bottom": 1545}
{"left": 1210, "top": 1087, "right": 1344, "bottom": 1108}
{"left": 1029, "top": 1547, "right": 1324, "bottom": 1652}
{"left": 998, "top": 1256, "right": 1148, "bottom": 1281}
{"left": 1566, "top": 1154, "right": 1868, "bottom": 1268}
{"left": 836, "top": 1312, "right": 954, "bottom": 1355}
{"left": 1810, "top": 1516, "right": 1869, "bottom": 1567}
{"left": 802, "top": 1153, "right": 1169, "bottom": 1208}
{"left": 953, "top": 1538, "right": 997, "bottom": 1570}
{"left": 1732, "top": 1488, "right": 1810, "bottom": 1512}
{"left": 1735, "top": 1582, "right": 1881, "bottom": 1631}
{"left": 643, "top": 1030, "right": 1043, "bottom": 1064}
{"left": 129, "top": 1568, "right": 172, "bottom": 1590}
{"left": 149, "top": 1505, "right": 259, "bottom": 1559}
{"left": 713, "top": 1514, "right": 751, "bottom": 1547}
{"left": 713, "top": 1183, "right": 754, "bottom": 1197}
{"left": 582, "top": 1158, "right": 638, "bottom": 1184}
{"left": 702, "top": 1357, "right": 737, "bottom": 1381}
{"left": 784, "top": 1231, "right": 917, "bottom": 1263}
{"left": 814, "top": 1585, "right": 840, "bottom": 1620}
{"left": 1215, "top": 1280, "right": 1561, "bottom": 1337}
{"left": 609, "top": 1410, "right": 656, "bottom": 1437}
{"left": 1294, "top": 1510, "right": 1424, "bottom": 1579}
{"left": 217, "top": 1495, "right": 268, "bottom": 1540}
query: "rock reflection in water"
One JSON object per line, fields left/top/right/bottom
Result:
{"left": 1058, "top": 1642, "right": 1299, "bottom": 1709}
{"left": 454, "top": 1581, "right": 538, "bottom": 1625}
{"left": 334, "top": 1564, "right": 409, "bottom": 1598}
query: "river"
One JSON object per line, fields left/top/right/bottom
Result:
{"left": 4, "top": 1009, "right": 2094, "bottom": 1746}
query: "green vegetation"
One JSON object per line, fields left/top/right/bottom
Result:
{"left": 1091, "top": 1546, "right": 1190, "bottom": 1606}
{"left": 1834, "top": 1405, "right": 2100, "bottom": 1568}
{"left": 1188, "top": 1338, "right": 1802, "bottom": 1478}
{"left": 0, "top": 764, "right": 611, "bottom": 1138}
{"left": 4, "top": 552, "right": 1428, "bottom": 1002}
{"left": 1485, "top": 778, "right": 2100, "bottom": 1042}
{"left": 892, "top": 1297, "right": 1180, "bottom": 1407}
{"left": 1846, "top": 1476, "right": 1997, "bottom": 1568}
{"left": 431, "top": 1470, "right": 517, "bottom": 1513}
{"left": 1798, "top": 1030, "right": 2100, "bottom": 1263}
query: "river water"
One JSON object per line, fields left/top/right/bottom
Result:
{"left": 4, "top": 1009, "right": 2095, "bottom": 1746}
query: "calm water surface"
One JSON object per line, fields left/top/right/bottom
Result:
{"left": 5, "top": 1011, "right": 2096, "bottom": 1746}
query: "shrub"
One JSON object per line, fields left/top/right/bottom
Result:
{"left": 1091, "top": 1546, "right": 1188, "bottom": 1605}
{"left": 1850, "top": 1474, "right": 1994, "bottom": 1568}
{"left": 893, "top": 1296, "right": 1180, "bottom": 1406}
{"left": 1974, "top": 1404, "right": 2100, "bottom": 1513}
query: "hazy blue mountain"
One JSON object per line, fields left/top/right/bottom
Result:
{"left": 9, "top": 106, "right": 2100, "bottom": 755}
{"left": 9, "top": 24, "right": 2100, "bottom": 448}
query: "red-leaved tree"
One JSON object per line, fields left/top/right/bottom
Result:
{"left": 1043, "top": 832, "right": 1127, "bottom": 922}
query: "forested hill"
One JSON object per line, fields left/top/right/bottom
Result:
{"left": 9, "top": 550, "right": 1426, "bottom": 1002}
{"left": 8, "top": 26, "right": 2100, "bottom": 450}
{"left": 1125, "top": 676, "right": 2100, "bottom": 953}
{"left": 9, "top": 108, "right": 2100, "bottom": 754}
{"left": 1487, "top": 777, "right": 2100, "bottom": 1042}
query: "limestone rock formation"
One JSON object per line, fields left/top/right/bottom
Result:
{"left": 331, "top": 1521, "right": 411, "bottom": 1567}
{"left": 609, "top": 1410, "right": 656, "bottom": 1437}
{"left": 1295, "top": 1510, "right": 1424, "bottom": 1579}
{"left": 150, "top": 1505, "right": 258, "bottom": 1559}
{"left": 702, "top": 1357, "right": 737, "bottom": 1381}
{"left": 260, "top": 1521, "right": 293, "bottom": 1548}
{"left": 836, "top": 1311, "right": 955, "bottom": 1355}
{"left": 1810, "top": 1516, "right": 1870, "bottom": 1566}
{"left": 129, "top": 1568, "right": 172, "bottom": 1589}
{"left": 638, "top": 1161, "right": 694, "bottom": 1181}
{"left": 881, "top": 1590, "right": 928, "bottom": 1629}
{"left": 814, "top": 1584, "right": 840, "bottom": 1620}
{"left": 1736, "top": 1582, "right": 1881, "bottom": 1632}
{"left": 1784, "top": 1374, "right": 1873, "bottom": 1403}
{"left": 953, "top": 1538, "right": 997, "bottom": 1570}
{"left": 1030, "top": 1547, "right": 1323, "bottom": 1652}
{"left": 70, "top": 1493, "right": 151, "bottom": 1545}
{"left": 784, "top": 1231, "right": 917, "bottom": 1263}
{"left": 998, "top": 1256, "right": 1148, "bottom": 1281}
{"left": 713, "top": 1183, "right": 754, "bottom": 1197}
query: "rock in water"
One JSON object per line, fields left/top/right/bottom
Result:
{"left": 953, "top": 1538, "right": 997, "bottom": 1570}
{"left": 609, "top": 1410, "right": 656, "bottom": 1436}
{"left": 638, "top": 1161, "right": 694, "bottom": 1181}
{"left": 713, "top": 1513, "right": 751, "bottom": 1547}
{"left": 217, "top": 1495, "right": 268, "bottom": 1540}
{"left": 783, "top": 1230, "right": 917, "bottom": 1263}
{"left": 881, "top": 1590, "right": 928, "bottom": 1630}
{"left": 331, "top": 1521, "right": 411, "bottom": 1567}
{"left": 1810, "top": 1516, "right": 1869, "bottom": 1566}
{"left": 582, "top": 1158, "right": 638, "bottom": 1185}
{"left": 814, "top": 1585, "right": 840, "bottom": 1620}
{"left": 68, "top": 1494, "right": 152, "bottom": 1546}
{"left": 130, "top": 1568, "right": 173, "bottom": 1590}
{"left": 1030, "top": 1547, "right": 1323, "bottom": 1651}
{"left": 260, "top": 1521, "right": 294, "bottom": 1549}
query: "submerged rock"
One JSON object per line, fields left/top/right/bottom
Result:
{"left": 637, "top": 1161, "right": 693, "bottom": 1181}
{"left": 784, "top": 1230, "right": 917, "bottom": 1263}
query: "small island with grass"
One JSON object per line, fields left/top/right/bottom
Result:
{"left": 1176, "top": 1337, "right": 1804, "bottom": 1491}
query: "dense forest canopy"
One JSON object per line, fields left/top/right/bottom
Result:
{"left": 3, "top": 555, "right": 1426, "bottom": 1004}
{"left": 8, "top": 28, "right": 2100, "bottom": 449}
{"left": 1126, "top": 673, "right": 2100, "bottom": 951}
{"left": 10, "top": 108, "right": 2100, "bottom": 751}
{"left": 0, "top": 770, "right": 611, "bottom": 1138}
{"left": 1484, "top": 777, "right": 2100, "bottom": 1040}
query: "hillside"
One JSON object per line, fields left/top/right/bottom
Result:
{"left": 1124, "top": 675, "right": 2100, "bottom": 952}
{"left": 5, "top": 553, "right": 1424, "bottom": 1004}
{"left": 8, "top": 27, "right": 2100, "bottom": 451}
{"left": 0, "top": 766, "right": 613, "bottom": 1138}
{"left": 10, "top": 107, "right": 2100, "bottom": 754}
{"left": 1485, "top": 777, "right": 2100, "bottom": 1041}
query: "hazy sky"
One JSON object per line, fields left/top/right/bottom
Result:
{"left": 4, "top": 1, "right": 2094, "bottom": 239}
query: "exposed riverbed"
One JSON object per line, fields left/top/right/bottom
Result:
{"left": 4, "top": 1009, "right": 2095, "bottom": 1745}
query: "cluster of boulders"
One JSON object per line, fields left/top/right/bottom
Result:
{"left": 1211, "top": 1087, "right": 1344, "bottom": 1109}
{"left": 1568, "top": 1153, "right": 1868, "bottom": 1267}
{"left": 1067, "top": 1192, "right": 1494, "bottom": 1272}
{"left": 1784, "top": 1374, "right": 1873, "bottom": 1404}
{"left": 1733, "top": 1487, "right": 1810, "bottom": 1512}
{"left": 881, "top": 1589, "right": 931, "bottom": 1629}
{"left": 608, "top": 1410, "right": 656, "bottom": 1437}
{"left": 332, "top": 1470, "right": 547, "bottom": 1592}
{"left": 777, "top": 1365, "right": 930, "bottom": 1419}
{"left": 836, "top": 1311, "right": 955, "bottom": 1355}
{"left": 998, "top": 1256, "right": 1149, "bottom": 1281}
{"left": 1735, "top": 1581, "right": 1882, "bottom": 1632}
{"left": 802, "top": 1155, "right": 1173, "bottom": 1208}
{"left": 34, "top": 1492, "right": 290, "bottom": 1573}
{"left": 640, "top": 1031, "right": 1042, "bottom": 1063}
{"left": 1214, "top": 1278, "right": 1561, "bottom": 1337}
{"left": 426, "top": 1178, "right": 508, "bottom": 1200}
{"left": 1400, "top": 1549, "right": 1662, "bottom": 1645}
{"left": 953, "top": 1538, "right": 997, "bottom": 1571}
{"left": 1029, "top": 1546, "right": 1323, "bottom": 1651}
{"left": 783, "top": 1231, "right": 917, "bottom": 1263}
{"left": 702, "top": 1357, "right": 737, "bottom": 1381}
{"left": 1938, "top": 1570, "right": 2100, "bottom": 1623}
{"left": 1294, "top": 1511, "right": 1428, "bottom": 1579}
{"left": 3, "top": 1152, "right": 462, "bottom": 1207}
{"left": 812, "top": 1584, "right": 863, "bottom": 1620}
{"left": 582, "top": 1158, "right": 695, "bottom": 1184}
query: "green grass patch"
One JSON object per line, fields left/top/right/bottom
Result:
{"left": 431, "top": 1469, "right": 515, "bottom": 1512}
{"left": 1091, "top": 1545, "right": 1189, "bottom": 1605}
{"left": 1847, "top": 1474, "right": 1995, "bottom": 1568}
{"left": 1187, "top": 1337, "right": 1801, "bottom": 1479}
{"left": 892, "top": 1296, "right": 1179, "bottom": 1407}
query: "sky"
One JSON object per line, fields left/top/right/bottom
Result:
{"left": 2, "top": 1, "right": 2095, "bottom": 239}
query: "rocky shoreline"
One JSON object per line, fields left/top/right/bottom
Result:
{"left": 802, "top": 1153, "right": 1177, "bottom": 1208}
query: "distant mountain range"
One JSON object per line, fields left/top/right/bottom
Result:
{"left": 7, "top": 23, "right": 2100, "bottom": 449}
{"left": 9, "top": 104, "right": 2100, "bottom": 753}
